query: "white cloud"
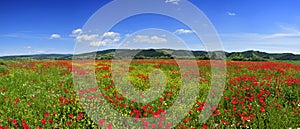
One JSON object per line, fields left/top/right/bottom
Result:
{"left": 220, "top": 31, "right": 300, "bottom": 53}
{"left": 165, "top": 0, "right": 180, "bottom": 4}
{"left": 222, "top": 36, "right": 300, "bottom": 54}
{"left": 222, "top": 25, "right": 300, "bottom": 40}
{"left": 95, "top": 32, "right": 121, "bottom": 46}
{"left": 89, "top": 41, "right": 106, "bottom": 47}
{"left": 50, "top": 34, "right": 61, "bottom": 39}
{"left": 227, "top": 12, "right": 236, "bottom": 16}
{"left": 76, "top": 34, "right": 99, "bottom": 42}
{"left": 24, "top": 46, "right": 31, "bottom": 49}
{"left": 264, "top": 33, "right": 300, "bottom": 38}
{"left": 89, "top": 32, "right": 121, "bottom": 47}
{"left": 133, "top": 35, "right": 167, "bottom": 44}
{"left": 103, "top": 32, "right": 119, "bottom": 38}
{"left": 263, "top": 25, "right": 300, "bottom": 38}
{"left": 175, "top": 29, "right": 195, "bottom": 34}
{"left": 71, "top": 29, "right": 83, "bottom": 36}
{"left": 72, "top": 30, "right": 121, "bottom": 47}
{"left": 125, "top": 34, "right": 132, "bottom": 37}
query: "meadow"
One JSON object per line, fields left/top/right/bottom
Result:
{"left": 0, "top": 59, "right": 299, "bottom": 128}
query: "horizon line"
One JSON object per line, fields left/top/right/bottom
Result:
{"left": 0, "top": 49, "right": 299, "bottom": 58}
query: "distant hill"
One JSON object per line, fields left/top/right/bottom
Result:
{"left": 0, "top": 54, "right": 73, "bottom": 60}
{"left": 1, "top": 49, "right": 300, "bottom": 61}
{"left": 226, "top": 50, "right": 300, "bottom": 61}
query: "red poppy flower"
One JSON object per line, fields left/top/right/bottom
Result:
{"left": 21, "top": 120, "right": 29, "bottom": 129}
{"left": 12, "top": 119, "right": 17, "bottom": 125}
{"left": 69, "top": 114, "right": 74, "bottom": 119}
{"left": 202, "top": 125, "right": 207, "bottom": 129}
{"left": 44, "top": 112, "right": 50, "bottom": 117}
{"left": 14, "top": 98, "right": 19, "bottom": 103}
{"left": 41, "top": 118, "right": 47, "bottom": 124}
{"left": 77, "top": 112, "right": 83, "bottom": 120}
{"left": 66, "top": 121, "right": 72, "bottom": 126}
{"left": 98, "top": 119, "right": 106, "bottom": 126}
{"left": 260, "top": 107, "right": 266, "bottom": 113}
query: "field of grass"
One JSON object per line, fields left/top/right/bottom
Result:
{"left": 0, "top": 59, "right": 299, "bottom": 128}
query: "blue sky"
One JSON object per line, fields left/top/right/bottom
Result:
{"left": 1, "top": 0, "right": 300, "bottom": 56}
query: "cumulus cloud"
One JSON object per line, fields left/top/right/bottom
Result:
{"left": 103, "top": 32, "right": 119, "bottom": 37}
{"left": 227, "top": 12, "right": 236, "bottom": 16}
{"left": 71, "top": 29, "right": 83, "bottom": 36}
{"left": 175, "top": 29, "right": 195, "bottom": 34}
{"left": 50, "top": 34, "right": 61, "bottom": 39}
{"left": 72, "top": 29, "right": 121, "bottom": 47}
{"left": 132, "top": 35, "right": 167, "bottom": 44}
{"left": 125, "top": 34, "right": 132, "bottom": 37}
{"left": 89, "top": 41, "right": 106, "bottom": 47}
{"left": 165, "top": 0, "right": 180, "bottom": 4}
{"left": 76, "top": 34, "right": 99, "bottom": 42}
{"left": 89, "top": 32, "right": 121, "bottom": 47}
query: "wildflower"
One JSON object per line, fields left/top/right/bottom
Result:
{"left": 77, "top": 112, "right": 83, "bottom": 120}
{"left": 44, "top": 112, "right": 50, "bottom": 117}
{"left": 260, "top": 107, "right": 266, "bottom": 113}
{"left": 107, "top": 124, "right": 112, "bottom": 129}
{"left": 98, "top": 119, "right": 106, "bottom": 126}
{"left": 14, "top": 98, "right": 19, "bottom": 103}
{"left": 151, "top": 124, "right": 156, "bottom": 128}
{"left": 66, "top": 121, "right": 72, "bottom": 126}
{"left": 41, "top": 118, "right": 47, "bottom": 124}
{"left": 12, "top": 119, "right": 17, "bottom": 125}
{"left": 69, "top": 114, "right": 74, "bottom": 119}
{"left": 1, "top": 87, "right": 5, "bottom": 92}
{"left": 221, "top": 120, "right": 228, "bottom": 125}
{"left": 183, "top": 118, "right": 191, "bottom": 123}
{"left": 21, "top": 120, "right": 29, "bottom": 129}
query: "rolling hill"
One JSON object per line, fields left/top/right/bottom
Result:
{"left": 1, "top": 49, "right": 300, "bottom": 61}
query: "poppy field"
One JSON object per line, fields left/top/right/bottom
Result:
{"left": 0, "top": 59, "right": 299, "bottom": 128}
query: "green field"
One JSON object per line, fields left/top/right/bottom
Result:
{"left": 0, "top": 59, "right": 299, "bottom": 128}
